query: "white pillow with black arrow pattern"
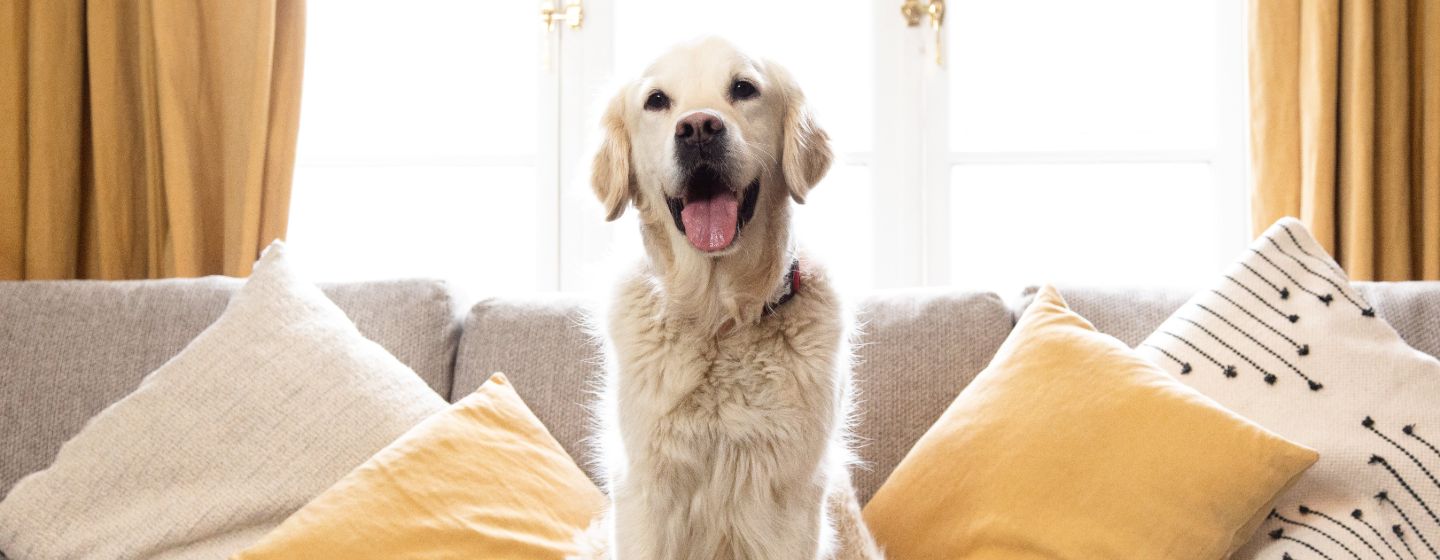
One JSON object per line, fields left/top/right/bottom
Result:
{"left": 1137, "top": 218, "right": 1440, "bottom": 560}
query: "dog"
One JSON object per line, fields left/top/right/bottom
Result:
{"left": 584, "top": 37, "right": 884, "bottom": 560}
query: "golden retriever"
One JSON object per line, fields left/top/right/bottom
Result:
{"left": 583, "top": 37, "right": 884, "bottom": 560}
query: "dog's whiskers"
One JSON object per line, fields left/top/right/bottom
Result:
{"left": 747, "top": 144, "right": 779, "bottom": 167}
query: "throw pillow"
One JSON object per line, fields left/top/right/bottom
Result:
{"left": 0, "top": 242, "right": 447, "bottom": 560}
{"left": 233, "top": 372, "right": 606, "bottom": 560}
{"left": 1136, "top": 217, "right": 1440, "bottom": 559}
{"left": 862, "top": 285, "right": 1318, "bottom": 559}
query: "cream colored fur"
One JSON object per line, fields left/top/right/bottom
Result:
{"left": 583, "top": 38, "right": 883, "bottom": 560}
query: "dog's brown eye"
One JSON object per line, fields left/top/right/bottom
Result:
{"left": 730, "top": 80, "right": 758, "bottom": 101}
{"left": 644, "top": 91, "right": 670, "bottom": 111}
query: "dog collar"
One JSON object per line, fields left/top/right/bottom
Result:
{"left": 762, "top": 258, "right": 801, "bottom": 316}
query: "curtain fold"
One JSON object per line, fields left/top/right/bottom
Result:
{"left": 1250, "top": 0, "right": 1439, "bottom": 281}
{"left": 1, "top": 0, "right": 305, "bottom": 280}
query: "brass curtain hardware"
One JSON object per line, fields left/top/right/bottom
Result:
{"left": 540, "top": 0, "right": 583, "bottom": 32}
{"left": 900, "top": 0, "right": 923, "bottom": 26}
{"left": 900, "top": 0, "right": 946, "bottom": 66}
{"left": 928, "top": 0, "right": 945, "bottom": 65}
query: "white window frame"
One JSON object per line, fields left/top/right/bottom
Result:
{"left": 914, "top": 0, "right": 1251, "bottom": 287}
{"left": 535, "top": 0, "right": 1249, "bottom": 291}
{"left": 544, "top": 0, "right": 919, "bottom": 291}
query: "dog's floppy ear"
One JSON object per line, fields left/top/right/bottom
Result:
{"left": 592, "top": 86, "right": 634, "bottom": 221}
{"left": 777, "top": 67, "right": 833, "bottom": 204}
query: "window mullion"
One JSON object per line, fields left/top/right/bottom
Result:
{"left": 872, "top": 3, "right": 928, "bottom": 289}
{"left": 536, "top": 19, "right": 563, "bottom": 291}
{"left": 921, "top": 30, "right": 951, "bottom": 287}
{"left": 556, "top": 0, "right": 616, "bottom": 292}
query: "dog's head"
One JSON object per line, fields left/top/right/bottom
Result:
{"left": 591, "top": 37, "right": 832, "bottom": 256}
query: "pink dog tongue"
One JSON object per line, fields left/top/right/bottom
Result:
{"left": 680, "top": 192, "right": 740, "bottom": 252}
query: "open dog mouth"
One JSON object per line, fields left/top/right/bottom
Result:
{"left": 666, "top": 166, "right": 760, "bottom": 253}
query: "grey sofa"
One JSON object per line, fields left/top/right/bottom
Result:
{"left": 4, "top": 278, "right": 1439, "bottom": 505}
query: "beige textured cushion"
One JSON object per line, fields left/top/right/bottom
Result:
{"left": 1354, "top": 282, "right": 1440, "bottom": 359}
{"left": 1018, "top": 283, "right": 1440, "bottom": 360}
{"left": 1015, "top": 285, "right": 1192, "bottom": 347}
{"left": 0, "top": 243, "right": 447, "bottom": 560}
{"left": 452, "top": 290, "right": 1014, "bottom": 502}
{"left": 0, "top": 277, "right": 458, "bottom": 496}
{"left": 848, "top": 289, "right": 1013, "bottom": 503}
{"left": 452, "top": 295, "right": 603, "bottom": 479}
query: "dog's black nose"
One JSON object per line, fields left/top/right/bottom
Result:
{"left": 675, "top": 111, "right": 725, "bottom": 146}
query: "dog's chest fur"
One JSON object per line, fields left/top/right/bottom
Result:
{"left": 604, "top": 268, "right": 849, "bottom": 559}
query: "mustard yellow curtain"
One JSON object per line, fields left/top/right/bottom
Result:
{"left": 1250, "top": 0, "right": 1440, "bottom": 281}
{"left": 1, "top": 0, "right": 305, "bottom": 280}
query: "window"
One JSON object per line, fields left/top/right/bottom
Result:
{"left": 288, "top": 0, "right": 1247, "bottom": 297}
{"left": 942, "top": 1, "right": 1248, "bottom": 292}
{"left": 286, "top": 1, "right": 542, "bottom": 297}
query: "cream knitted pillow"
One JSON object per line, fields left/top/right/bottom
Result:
{"left": 1137, "top": 218, "right": 1440, "bottom": 559}
{"left": 0, "top": 242, "right": 446, "bottom": 560}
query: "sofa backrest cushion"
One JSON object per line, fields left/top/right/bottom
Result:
{"left": 0, "top": 278, "right": 459, "bottom": 497}
{"left": 451, "top": 290, "right": 1016, "bottom": 504}
{"left": 847, "top": 290, "right": 1015, "bottom": 503}
{"left": 1355, "top": 282, "right": 1440, "bottom": 359}
{"left": 1021, "top": 283, "right": 1440, "bottom": 360}
{"left": 452, "top": 296, "right": 602, "bottom": 478}
{"left": 1015, "top": 285, "right": 1194, "bottom": 347}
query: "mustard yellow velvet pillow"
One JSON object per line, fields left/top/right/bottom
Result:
{"left": 863, "top": 286, "right": 1319, "bottom": 560}
{"left": 234, "top": 373, "right": 606, "bottom": 560}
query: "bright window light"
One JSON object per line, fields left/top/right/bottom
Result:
{"left": 285, "top": 1, "right": 1245, "bottom": 297}
{"left": 286, "top": 0, "right": 540, "bottom": 298}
